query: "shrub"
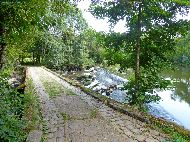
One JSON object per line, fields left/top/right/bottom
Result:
{"left": 0, "top": 76, "right": 27, "bottom": 142}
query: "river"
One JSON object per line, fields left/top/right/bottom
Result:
{"left": 84, "top": 67, "right": 190, "bottom": 130}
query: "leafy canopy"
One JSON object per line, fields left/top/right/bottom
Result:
{"left": 90, "top": 0, "right": 190, "bottom": 106}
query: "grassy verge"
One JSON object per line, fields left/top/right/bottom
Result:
{"left": 24, "top": 75, "right": 42, "bottom": 132}
{"left": 25, "top": 68, "right": 49, "bottom": 142}
{"left": 43, "top": 67, "right": 190, "bottom": 142}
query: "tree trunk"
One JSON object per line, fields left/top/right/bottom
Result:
{"left": 0, "top": 20, "right": 5, "bottom": 70}
{"left": 0, "top": 45, "right": 5, "bottom": 70}
{"left": 134, "top": 2, "right": 142, "bottom": 100}
{"left": 32, "top": 51, "right": 35, "bottom": 64}
{"left": 36, "top": 54, "right": 41, "bottom": 64}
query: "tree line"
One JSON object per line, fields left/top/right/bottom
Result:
{"left": 1, "top": 0, "right": 190, "bottom": 105}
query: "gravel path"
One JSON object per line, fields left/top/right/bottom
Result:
{"left": 28, "top": 67, "right": 168, "bottom": 142}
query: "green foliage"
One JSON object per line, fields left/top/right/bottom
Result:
{"left": 0, "top": 0, "right": 49, "bottom": 69}
{"left": 0, "top": 0, "right": 86, "bottom": 70}
{"left": 0, "top": 68, "right": 41, "bottom": 142}
{"left": 90, "top": 0, "right": 190, "bottom": 106}
{"left": 27, "top": 13, "right": 106, "bottom": 71}
{"left": 0, "top": 0, "right": 105, "bottom": 72}
{"left": 171, "top": 134, "right": 188, "bottom": 142}
{"left": 171, "top": 32, "right": 190, "bottom": 66}
{"left": 124, "top": 65, "right": 171, "bottom": 107}
{"left": 0, "top": 76, "right": 26, "bottom": 142}
{"left": 26, "top": 4, "right": 98, "bottom": 71}
{"left": 83, "top": 30, "right": 106, "bottom": 65}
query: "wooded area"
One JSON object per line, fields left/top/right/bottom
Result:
{"left": 1, "top": 0, "right": 190, "bottom": 141}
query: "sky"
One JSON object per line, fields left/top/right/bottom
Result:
{"left": 77, "top": 0, "right": 126, "bottom": 33}
{"left": 77, "top": 0, "right": 190, "bottom": 33}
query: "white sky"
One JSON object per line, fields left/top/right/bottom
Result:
{"left": 77, "top": 0, "right": 126, "bottom": 33}
{"left": 77, "top": 0, "right": 190, "bottom": 33}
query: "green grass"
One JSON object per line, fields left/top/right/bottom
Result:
{"left": 171, "top": 134, "right": 188, "bottom": 142}
{"left": 24, "top": 77, "right": 42, "bottom": 131}
{"left": 43, "top": 81, "right": 63, "bottom": 97}
{"left": 25, "top": 77, "right": 53, "bottom": 142}
{"left": 61, "top": 112, "right": 71, "bottom": 121}
{"left": 90, "top": 109, "right": 98, "bottom": 118}
{"left": 162, "top": 133, "right": 188, "bottom": 142}
{"left": 64, "top": 88, "right": 77, "bottom": 96}
{"left": 41, "top": 78, "right": 76, "bottom": 97}
{"left": 61, "top": 109, "right": 98, "bottom": 121}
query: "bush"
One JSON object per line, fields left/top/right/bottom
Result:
{"left": 0, "top": 76, "right": 27, "bottom": 142}
{"left": 0, "top": 69, "right": 41, "bottom": 142}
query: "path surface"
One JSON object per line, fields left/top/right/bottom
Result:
{"left": 28, "top": 67, "right": 168, "bottom": 142}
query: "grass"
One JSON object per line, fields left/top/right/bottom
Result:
{"left": 172, "top": 134, "right": 188, "bottom": 142}
{"left": 41, "top": 77, "right": 76, "bottom": 97}
{"left": 42, "top": 81, "right": 64, "bottom": 97}
{"left": 61, "top": 109, "right": 98, "bottom": 122}
{"left": 61, "top": 112, "right": 71, "bottom": 121}
{"left": 64, "top": 88, "right": 77, "bottom": 96}
{"left": 25, "top": 75, "right": 54, "bottom": 142}
{"left": 90, "top": 109, "right": 98, "bottom": 118}
{"left": 24, "top": 77, "right": 42, "bottom": 132}
{"left": 151, "top": 119, "right": 190, "bottom": 142}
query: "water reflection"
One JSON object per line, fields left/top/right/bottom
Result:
{"left": 162, "top": 67, "right": 190, "bottom": 106}
{"left": 150, "top": 67, "right": 190, "bottom": 130}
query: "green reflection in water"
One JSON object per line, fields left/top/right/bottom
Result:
{"left": 162, "top": 67, "right": 190, "bottom": 106}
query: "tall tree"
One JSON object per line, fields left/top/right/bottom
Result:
{"left": 90, "top": 0, "right": 190, "bottom": 105}
{"left": 22, "top": 2, "right": 93, "bottom": 71}
{"left": 0, "top": 0, "right": 77, "bottom": 70}
{"left": 0, "top": 0, "right": 49, "bottom": 70}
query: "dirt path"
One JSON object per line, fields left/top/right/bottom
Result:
{"left": 28, "top": 67, "right": 168, "bottom": 142}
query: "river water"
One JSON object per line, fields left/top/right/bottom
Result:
{"left": 85, "top": 67, "right": 190, "bottom": 130}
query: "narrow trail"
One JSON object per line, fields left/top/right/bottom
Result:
{"left": 28, "top": 67, "right": 168, "bottom": 142}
